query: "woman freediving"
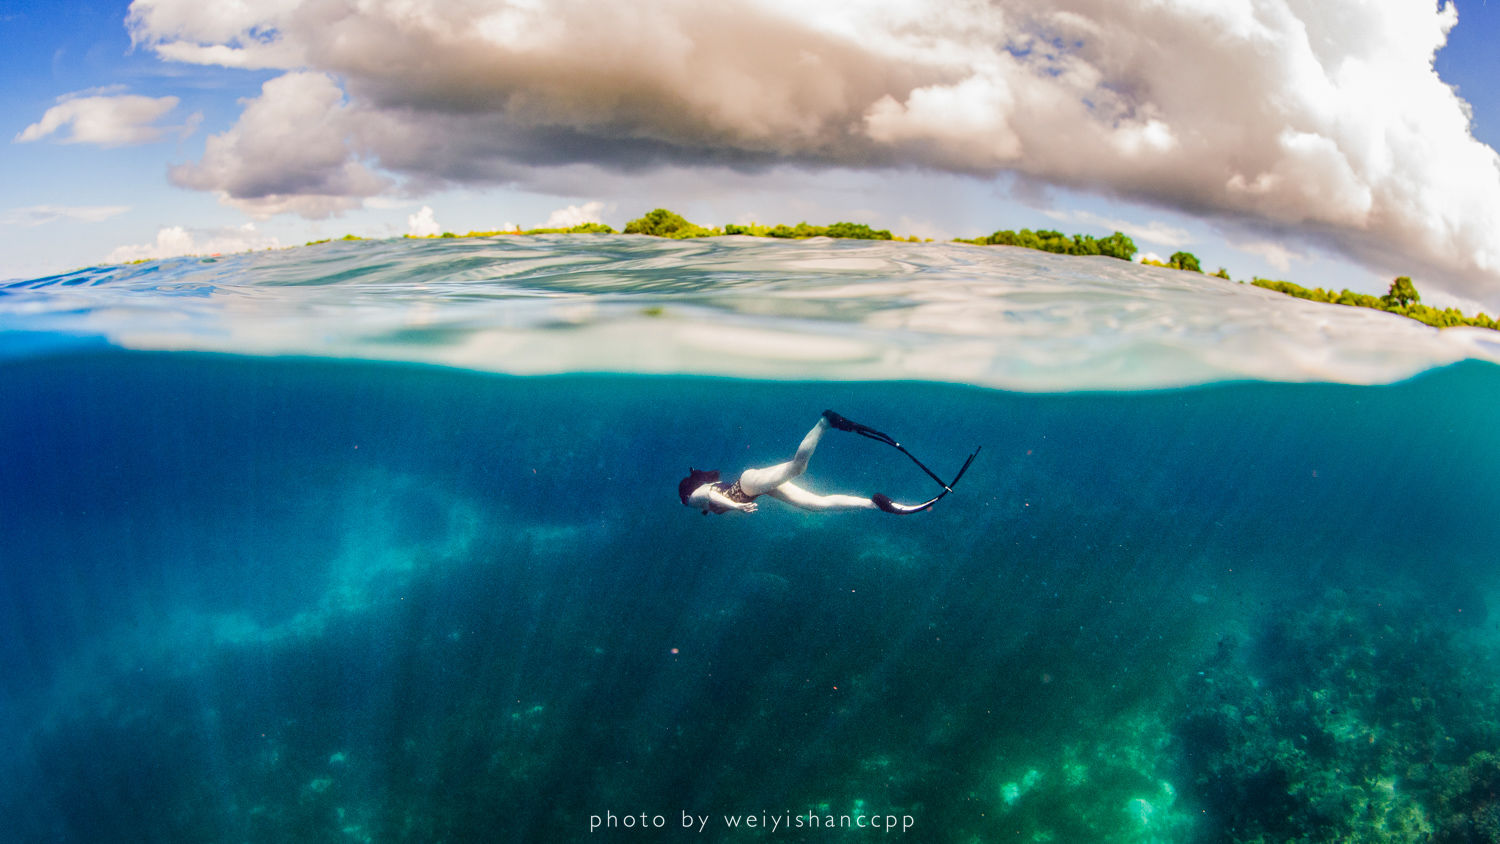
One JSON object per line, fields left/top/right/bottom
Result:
{"left": 678, "top": 410, "right": 980, "bottom": 516}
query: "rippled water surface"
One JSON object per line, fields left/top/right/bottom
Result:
{"left": 6, "top": 234, "right": 1498, "bottom": 388}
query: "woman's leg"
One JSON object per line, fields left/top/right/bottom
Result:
{"left": 765, "top": 482, "right": 877, "bottom": 512}
{"left": 735, "top": 417, "right": 829, "bottom": 496}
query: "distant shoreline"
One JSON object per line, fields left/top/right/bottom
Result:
{"left": 163, "top": 205, "right": 1500, "bottom": 335}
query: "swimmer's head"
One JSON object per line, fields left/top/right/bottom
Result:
{"left": 678, "top": 468, "right": 720, "bottom": 505}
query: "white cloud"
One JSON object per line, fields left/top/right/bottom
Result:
{"left": 61, "top": 84, "right": 130, "bottom": 98}
{"left": 106, "top": 223, "right": 280, "bottom": 263}
{"left": 124, "top": 0, "right": 1500, "bottom": 304}
{"left": 15, "top": 93, "right": 191, "bottom": 147}
{"left": 364, "top": 196, "right": 419, "bottom": 210}
{"left": 1042, "top": 209, "right": 1192, "bottom": 249}
{"left": 3, "top": 205, "right": 131, "bottom": 226}
{"left": 894, "top": 215, "right": 946, "bottom": 241}
{"left": 540, "top": 201, "right": 605, "bottom": 229}
{"left": 1231, "top": 238, "right": 1307, "bottom": 274}
{"left": 407, "top": 205, "right": 441, "bottom": 237}
{"left": 168, "top": 72, "right": 389, "bottom": 219}
{"left": 125, "top": 0, "right": 305, "bottom": 69}
{"left": 1424, "top": 288, "right": 1495, "bottom": 316}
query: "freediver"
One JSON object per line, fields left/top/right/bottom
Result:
{"left": 678, "top": 410, "right": 979, "bottom": 516}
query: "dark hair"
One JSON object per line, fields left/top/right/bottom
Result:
{"left": 678, "top": 468, "right": 720, "bottom": 505}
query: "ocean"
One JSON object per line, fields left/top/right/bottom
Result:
{"left": 3, "top": 235, "right": 1499, "bottom": 842}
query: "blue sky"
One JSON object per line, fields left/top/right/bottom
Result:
{"left": 5, "top": 0, "right": 1500, "bottom": 312}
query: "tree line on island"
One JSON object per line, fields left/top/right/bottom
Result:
{"left": 1249, "top": 275, "right": 1496, "bottom": 330}
{"left": 403, "top": 208, "right": 916, "bottom": 242}
{"left": 622, "top": 208, "right": 913, "bottom": 242}
{"left": 397, "top": 207, "right": 1498, "bottom": 332}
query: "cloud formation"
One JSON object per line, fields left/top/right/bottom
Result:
{"left": 1229, "top": 238, "right": 1309, "bottom": 275}
{"left": 168, "top": 72, "right": 389, "bottom": 218}
{"left": 126, "top": 0, "right": 1500, "bottom": 302}
{"left": 1042, "top": 210, "right": 1191, "bottom": 250}
{"left": 106, "top": 222, "right": 280, "bottom": 263}
{"left": 16, "top": 92, "right": 191, "bottom": 147}
{"left": 407, "top": 206, "right": 441, "bottom": 237}
{"left": 540, "top": 201, "right": 605, "bottom": 229}
{"left": 3, "top": 205, "right": 131, "bottom": 226}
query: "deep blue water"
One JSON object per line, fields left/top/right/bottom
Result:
{"left": 3, "top": 237, "right": 1500, "bottom": 842}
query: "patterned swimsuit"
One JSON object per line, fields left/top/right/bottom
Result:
{"left": 707, "top": 479, "right": 760, "bottom": 513}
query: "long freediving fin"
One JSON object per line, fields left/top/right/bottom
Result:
{"left": 871, "top": 445, "right": 983, "bottom": 514}
{"left": 873, "top": 492, "right": 949, "bottom": 514}
{"left": 824, "top": 409, "right": 963, "bottom": 492}
{"left": 948, "top": 446, "right": 981, "bottom": 488}
{"left": 825, "top": 409, "right": 981, "bottom": 495}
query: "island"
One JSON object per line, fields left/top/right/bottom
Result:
{"left": 390, "top": 206, "right": 1500, "bottom": 333}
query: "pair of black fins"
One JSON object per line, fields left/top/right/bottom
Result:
{"left": 821, "top": 410, "right": 981, "bottom": 514}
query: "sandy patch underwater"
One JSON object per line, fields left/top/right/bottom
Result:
{"left": 3, "top": 350, "right": 1499, "bottom": 841}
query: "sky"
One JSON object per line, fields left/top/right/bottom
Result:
{"left": 5, "top": 0, "right": 1500, "bottom": 312}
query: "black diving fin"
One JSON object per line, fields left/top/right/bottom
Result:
{"left": 871, "top": 445, "right": 982, "bottom": 514}
{"left": 824, "top": 408, "right": 981, "bottom": 513}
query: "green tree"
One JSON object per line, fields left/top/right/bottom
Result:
{"left": 1033, "top": 229, "right": 1072, "bottom": 254}
{"left": 625, "top": 208, "right": 705, "bottom": 238}
{"left": 1168, "top": 251, "right": 1202, "bottom": 272}
{"left": 1097, "top": 232, "right": 1137, "bottom": 261}
{"left": 1069, "top": 234, "right": 1098, "bottom": 256}
{"left": 1383, "top": 276, "right": 1421, "bottom": 308}
{"left": 825, "top": 221, "right": 893, "bottom": 240}
{"left": 1337, "top": 289, "right": 1382, "bottom": 308}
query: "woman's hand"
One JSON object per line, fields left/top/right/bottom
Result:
{"left": 739, "top": 501, "right": 759, "bottom": 513}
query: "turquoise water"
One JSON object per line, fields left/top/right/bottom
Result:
{"left": 3, "top": 236, "right": 1500, "bottom": 841}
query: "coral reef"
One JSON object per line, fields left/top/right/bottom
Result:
{"left": 1173, "top": 588, "right": 1500, "bottom": 842}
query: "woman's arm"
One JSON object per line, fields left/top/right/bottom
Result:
{"left": 706, "top": 486, "right": 757, "bottom": 512}
{"left": 688, "top": 483, "right": 758, "bottom": 513}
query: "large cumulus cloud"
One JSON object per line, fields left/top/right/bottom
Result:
{"left": 169, "top": 72, "right": 388, "bottom": 218}
{"left": 129, "top": 0, "right": 1500, "bottom": 303}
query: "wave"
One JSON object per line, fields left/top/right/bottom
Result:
{"left": 5, "top": 235, "right": 1497, "bottom": 390}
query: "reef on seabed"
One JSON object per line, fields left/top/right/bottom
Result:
{"left": 1172, "top": 586, "right": 1500, "bottom": 843}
